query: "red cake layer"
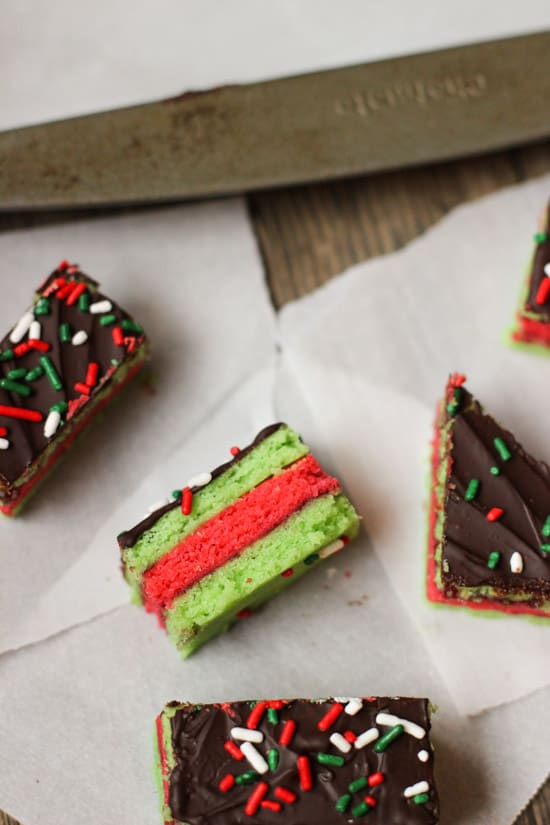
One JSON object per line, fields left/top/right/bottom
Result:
{"left": 427, "top": 403, "right": 550, "bottom": 618}
{"left": 512, "top": 315, "right": 550, "bottom": 347}
{"left": 142, "top": 453, "right": 339, "bottom": 613}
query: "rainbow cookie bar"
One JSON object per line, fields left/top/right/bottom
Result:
{"left": 118, "top": 424, "right": 360, "bottom": 657}
{"left": 428, "top": 374, "right": 550, "bottom": 617}
{"left": 0, "top": 261, "right": 148, "bottom": 516}
{"left": 510, "top": 202, "right": 550, "bottom": 351}
{"left": 155, "top": 697, "right": 439, "bottom": 824}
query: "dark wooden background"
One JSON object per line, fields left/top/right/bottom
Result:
{"left": 1, "top": 140, "right": 549, "bottom": 825}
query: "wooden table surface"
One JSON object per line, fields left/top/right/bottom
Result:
{"left": 1, "top": 140, "right": 549, "bottom": 825}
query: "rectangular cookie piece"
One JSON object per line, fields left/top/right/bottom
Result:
{"left": 510, "top": 202, "right": 550, "bottom": 352}
{"left": 0, "top": 261, "right": 148, "bottom": 516}
{"left": 155, "top": 696, "right": 438, "bottom": 825}
{"left": 118, "top": 424, "right": 360, "bottom": 657}
{"left": 428, "top": 374, "right": 550, "bottom": 616}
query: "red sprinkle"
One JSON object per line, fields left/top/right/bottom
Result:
{"left": 0, "top": 405, "right": 43, "bottom": 422}
{"left": 486, "top": 507, "right": 504, "bottom": 522}
{"left": 224, "top": 741, "right": 244, "bottom": 761}
{"left": 274, "top": 787, "right": 296, "bottom": 804}
{"left": 247, "top": 701, "right": 268, "bottom": 730}
{"left": 368, "top": 772, "right": 385, "bottom": 787}
{"left": 230, "top": 446, "right": 240, "bottom": 456}
{"left": 44, "top": 276, "right": 66, "bottom": 297}
{"left": 219, "top": 774, "right": 235, "bottom": 793}
{"left": 74, "top": 382, "right": 91, "bottom": 396}
{"left": 245, "top": 781, "right": 268, "bottom": 816}
{"left": 341, "top": 534, "right": 349, "bottom": 545}
{"left": 56, "top": 282, "right": 73, "bottom": 300}
{"left": 112, "top": 326, "right": 124, "bottom": 347}
{"left": 365, "top": 795, "right": 377, "bottom": 807}
{"left": 0, "top": 426, "right": 6, "bottom": 436}
{"left": 278, "top": 719, "right": 296, "bottom": 747}
{"left": 535, "top": 278, "right": 550, "bottom": 306}
{"left": 269, "top": 700, "right": 285, "bottom": 710}
{"left": 13, "top": 342, "right": 31, "bottom": 357}
{"left": 281, "top": 568, "right": 294, "bottom": 578}
{"left": 237, "top": 608, "right": 253, "bottom": 619}
{"left": 343, "top": 730, "right": 357, "bottom": 744}
{"left": 297, "top": 755, "right": 312, "bottom": 791}
{"left": 450, "top": 372, "right": 467, "bottom": 387}
{"left": 66, "top": 282, "right": 86, "bottom": 306}
{"left": 85, "top": 362, "right": 99, "bottom": 387}
{"left": 67, "top": 265, "right": 78, "bottom": 274}
{"left": 261, "top": 800, "right": 282, "bottom": 812}
{"left": 57, "top": 260, "right": 69, "bottom": 271}
{"left": 317, "top": 702, "right": 344, "bottom": 731}
{"left": 29, "top": 339, "right": 50, "bottom": 352}
{"left": 181, "top": 486, "right": 193, "bottom": 516}
{"left": 124, "top": 336, "right": 137, "bottom": 353}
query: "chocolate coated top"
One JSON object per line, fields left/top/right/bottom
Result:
{"left": 442, "top": 386, "right": 550, "bottom": 598}
{"left": 525, "top": 204, "right": 550, "bottom": 318}
{"left": 167, "top": 697, "right": 438, "bottom": 825}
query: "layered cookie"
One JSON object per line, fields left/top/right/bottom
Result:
{"left": 118, "top": 424, "right": 360, "bottom": 657}
{"left": 0, "top": 261, "right": 148, "bottom": 516}
{"left": 155, "top": 697, "right": 438, "bottom": 825}
{"left": 510, "top": 202, "right": 550, "bottom": 352}
{"left": 428, "top": 374, "right": 550, "bottom": 616}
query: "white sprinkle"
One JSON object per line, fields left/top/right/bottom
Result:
{"left": 510, "top": 551, "right": 523, "bottom": 574}
{"left": 345, "top": 698, "right": 363, "bottom": 716}
{"left": 417, "top": 750, "right": 430, "bottom": 763}
{"left": 544, "top": 262, "right": 550, "bottom": 277}
{"left": 231, "top": 727, "right": 264, "bottom": 744}
{"left": 89, "top": 300, "right": 113, "bottom": 314}
{"left": 330, "top": 732, "right": 352, "bottom": 754}
{"left": 240, "top": 742, "right": 269, "bottom": 774}
{"left": 187, "top": 471, "right": 212, "bottom": 489}
{"left": 354, "top": 728, "right": 379, "bottom": 749}
{"left": 72, "top": 330, "right": 88, "bottom": 346}
{"left": 404, "top": 781, "right": 429, "bottom": 798}
{"left": 376, "top": 712, "right": 426, "bottom": 740}
{"left": 319, "top": 538, "right": 345, "bottom": 559}
{"left": 29, "top": 320, "right": 41, "bottom": 340}
{"left": 43, "top": 410, "right": 61, "bottom": 439}
{"left": 332, "top": 697, "right": 351, "bottom": 703}
{"left": 9, "top": 311, "right": 34, "bottom": 343}
{"left": 0, "top": 437, "right": 9, "bottom": 450}
{"left": 147, "top": 498, "right": 171, "bottom": 514}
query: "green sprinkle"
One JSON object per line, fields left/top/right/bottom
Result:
{"left": 78, "top": 292, "right": 90, "bottom": 312}
{"left": 25, "top": 365, "right": 44, "bottom": 382}
{"left": 352, "top": 802, "right": 369, "bottom": 818}
{"left": 542, "top": 516, "right": 550, "bottom": 537}
{"left": 465, "top": 478, "right": 479, "bottom": 501}
{"left": 8, "top": 368, "right": 27, "bottom": 380}
{"left": 268, "top": 748, "right": 279, "bottom": 771}
{"left": 534, "top": 231, "right": 549, "bottom": 243}
{"left": 40, "top": 356, "right": 63, "bottom": 391}
{"left": 487, "top": 551, "right": 501, "bottom": 570}
{"left": 59, "top": 322, "right": 72, "bottom": 343}
{"left": 490, "top": 466, "right": 500, "bottom": 476}
{"left": 0, "top": 349, "right": 14, "bottom": 362}
{"left": 374, "top": 724, "right": 404, "bottom": 752}
{"left": 50, "top": 401, "right": 68, "bottom": 414}
{"left": 0, "top": 378, "right": 32, "bottom": 397}
{"left": 111, "top": 358, "right": 119, "bottom": 366}
{"left": 335, "top": 794, "right": 351, "bottom": 813}
{"left": 121, "top": 319, "right": 143, "bottom": 334}
{"left": 171, "top": 489, "right": 182, "bottom": 502}
{"left": 317, "top": 753, "right": 345, "bottom": 767}
{"left": 304, "top": 553, "right": 320, "bottom": 566}
{"left": 446, "top": 402, "right": 458, "bottom": 416}
{"left": 413, "top": 793, "right": 430, "bottom": 805}
{"left": 100, "top": 314, "right": 117, "bottom": 326}
{"left": 540, "top": 544, "right": 550, "bottom": 554}
{"left": 493, "top": 437, "right": 512, "bottom": 462}
{"left": 267, "top": 708, "right": 279, "bottom": 724}
{"left": 235, "top": 771, "right": 259, "bottom": 785}
{"left": 349, "top": 777, "right": 368, "bottom": 793}
{"left": 34, "top": 298, "right": 50, "bottom": 316}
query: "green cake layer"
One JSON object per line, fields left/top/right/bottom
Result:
{"left": 165, "top": 492, "right": 360, "bottom": 657}
{"left": 122, "top": 425, "right": 309, "bottom": 599}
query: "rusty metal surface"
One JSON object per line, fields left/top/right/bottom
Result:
{"left": 0, "top": 31, "right": 549, "bottom": 210}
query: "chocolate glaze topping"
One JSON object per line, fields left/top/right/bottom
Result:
{"left": 442, "top": 387, "right": 550, "bottom": 599}
{"left": 117, "top": 423, "right": 285, "bottom": 549}
{"left": 166, "top": 698, "right": 438, "bottom": 825}
{"left": 0, "top": 266, "right": 146, "bottom": 490}
{"left": 525, "top": 204, "right": 550, "bottom": 318}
